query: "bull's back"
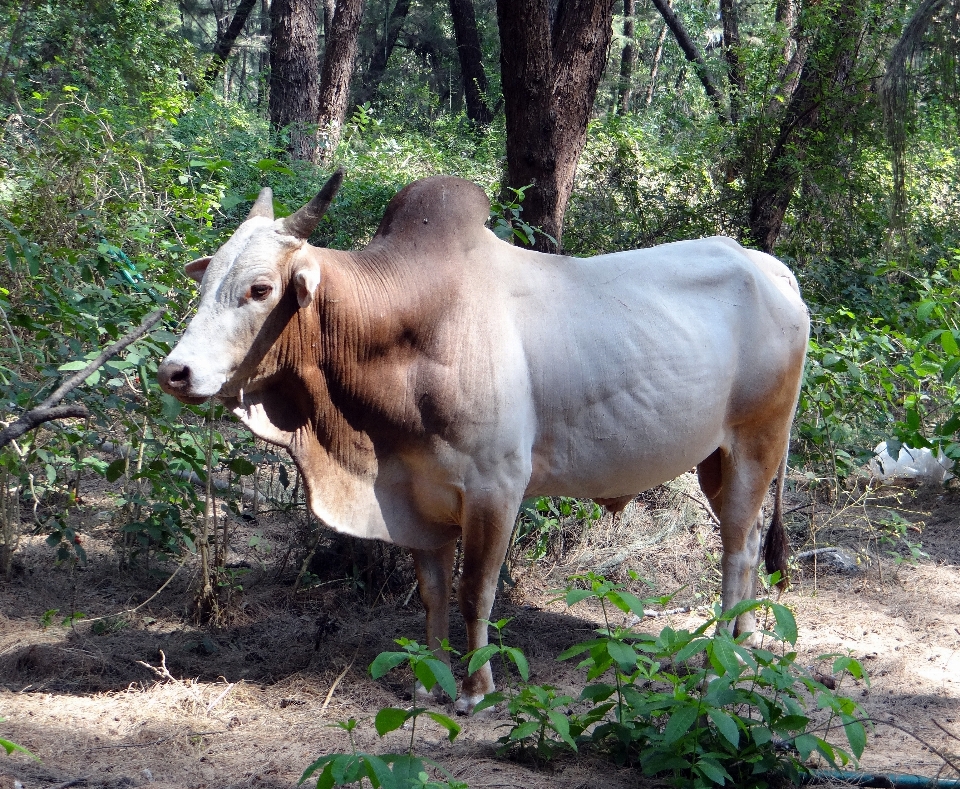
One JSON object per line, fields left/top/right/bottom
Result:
{"left": 485, "top": 237, "right": 807, "bottom": 499}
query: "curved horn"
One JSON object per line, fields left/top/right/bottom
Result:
{"left": 280, "top": 168, "right": 344, "bottom": 240}
{"left": 247, "top": 187, "right": 275, "bottom": 220}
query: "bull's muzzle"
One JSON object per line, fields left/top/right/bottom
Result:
{"left": 157, "top": 360, "right": 209, "bottom": 405}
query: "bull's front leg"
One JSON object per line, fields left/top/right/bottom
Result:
{"left": 411, "top": 541, "right": 458, "bottom": 696}
{"left": 454, "top": 498, "right": 517, "bottom": 712}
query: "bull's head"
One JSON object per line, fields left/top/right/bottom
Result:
{"left": 157, "top": 170, "right": 343, "bottom": 405}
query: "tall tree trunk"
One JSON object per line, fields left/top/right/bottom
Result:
{"left": 353, "top": 0, "right": 411, "bottom": 111}
{"left": 269, "top": 0, "right": 320, "bottom": 160}
{"left": 449, "top": 0, "right": 493, "bottom": 125}
{"left": 316, "top": 0, "right": 364, "bottom": 161}
{"left": 497, "top": 0, "right": 615, "bottom": 252}
{"left": 719, "top": 0, "right": 744, "bottom": 123}
{"left": 258, "top": 0, "right": 271, "bottom": 111}
{"left": 649, "top": 0, "right": 727, "bottom": 121}
{"left": 322, "top": 0, "right": 335, "bottom": 38}
{"left": 206, "top": 0, "right": 259, "bottom": 84}
{"left": 617, "top": 0, "right": 635, "bottom": 115}
{"left": 747, "top": 1, "right": 863, "bottom": 252}
{"left": 645, "top": 11, "right": 669, "bottom": 106}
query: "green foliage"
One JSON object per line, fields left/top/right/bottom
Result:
{"left": 797, "top": 252, "right": 960, "bottom": 478}
{"left": 513, "top": 497, "right": 602, "bottom": 562}
{"left": 300, "top": 642, "right": 465, "bottom": 789}
{"left": 479, "top": 574, "right": 869, "bottom": 788}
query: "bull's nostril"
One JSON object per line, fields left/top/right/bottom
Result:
{"left": 158, "top": 361, "right": 191, "bottom": 393}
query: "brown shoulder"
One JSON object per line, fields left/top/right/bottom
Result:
{"left": 370, "top": 177, "right": 490, "bottom": 246}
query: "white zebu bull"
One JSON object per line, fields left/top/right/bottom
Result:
{"left": 158, "top": 172, "right": 809, "bottom": 710}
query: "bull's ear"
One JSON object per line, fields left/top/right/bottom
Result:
{"left": 185, "top": 256, "right": 212, "bottom": 282}
{"left": 292, "top": 258, "right": 322, "bottom": 308}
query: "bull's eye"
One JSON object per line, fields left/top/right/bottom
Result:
{"left": 249, "top": 283, "right": 273, "bottom": 301}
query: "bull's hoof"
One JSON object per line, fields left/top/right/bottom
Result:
{"left": 454, "top": 692, "right": 486, "bottom": 715}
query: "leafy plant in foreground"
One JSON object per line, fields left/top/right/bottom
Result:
{"left": 556, "top": 573, "right": 869, "bottom": 787}
{"left": 300, "top": 639, "right": 465, "bottom": 789}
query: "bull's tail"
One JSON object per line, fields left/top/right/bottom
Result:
{"left": 763, "top": 449, "right": 790, "bottom": 591}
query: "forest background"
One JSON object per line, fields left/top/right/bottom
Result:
{"left": 0, "top": 0, "right": 957, "bottom": 623}
{"left": 0, "top": 0, "right": 958, "bottom": 785}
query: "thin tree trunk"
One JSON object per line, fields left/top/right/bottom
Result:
{"left": 322, "top": 0, "right": 335, "bottom": 38}
{"left": 316, "top": 0, "right": 364, "bottom": 161}
{"left": 747, "top": 1, "right": 863, "bottom": 251}
{"left": 449, "top": 0, "right": 493, "bottom": 124}
{"left": 649, "top": 0, "right": 727, "bottom": 121}
{"left": 206, "top": 0, "right": 259, "bottom": 84}
{"left": 258, "top": 0, "right": 271, "bottom": 111}
{"left": 353, "top": 0, "right": 411, "bottom": 111}
{"left": 617, "top": 0, "right": 636, "bottom": 115}
{"left": 497, "top": 0, "right": 615, "bottom": 253}
{"left": 269, "top": 0, "right": 320, "bottom": 160}
{"left": 646, "top": 11, "right": 669, "bottom": 106}
{"left": 719, "top": 0, "right": 744, "bottom": 123}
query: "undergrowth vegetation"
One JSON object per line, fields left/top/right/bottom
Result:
{"left": 2, "top": 1, "right": 960, "bottom": 785}
{"left": 300, "top": 574, "right": 870, "bottom": 789}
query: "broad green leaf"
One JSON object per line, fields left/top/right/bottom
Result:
{"left": 369, "top": 651, "right": 408, "bottom": 679}
{"left": 707, "top": 707, "right": 740, "bottom": 747}
{"left": 565, "top": 588, "right": 593, "bottom": 606}
{"left": 663, "top": 704, "right": 699, "bottom": 745}
{"left": 374, "top": 707, "right": 411, "bottom": 736}
{"left": 425, "top": 711, "right": 460, "bottom": 742}
{"left": 228, "top": 457, "right": 256, "bottom": 475}
{"left": 359, "top": 754, "right": 397, "bottom": 789}
{"left": 696, "top": 756, "right": 730, "bottom": 785}
{"left": 709, "top": 635, "right": 741, "bottom": 677}
{"left": 606, "top": 640, "right": 638, "bottom": 670}
{"left": 941, "top": 330, "right": 960, "bottom": 357}
{"left": 607, "top": 590, "right": 647, "bottom": 617}
{"left": 841, "top": 713, "right": 866, "bottom": 759}
{"left": 415, "top": 658, "right": 456, "bottom": 699}
{"left": 509, "top": 720, "right": 540, "bottom": 741}
{"left": 105, "top": 457, "right": 127, "bottom": 482}
{"left": 547, "top": 710, "right": 577, "bottom": 750}
{"left": 467, "top": 644, "right": 499, "bottom": 675}
{"left": 793, "top": 733, "right": 818, "bottom": 761}
{"left": 504, "top": 646, "right": 530, "bottom": 681}
{"left": 58, "top": 360, "right": 89, "bottom": 371}
{"left": 771, "top": 603, "right": 798, "bottom": 644}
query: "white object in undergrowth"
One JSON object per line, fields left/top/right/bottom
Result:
{"left": 869, "top": 441, "right": 954, "bottom": 484}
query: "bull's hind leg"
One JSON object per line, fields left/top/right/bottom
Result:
{"left": 708, "top": 432, "right": 788, "bottom": 640}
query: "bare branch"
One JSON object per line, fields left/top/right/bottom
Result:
{"left": 649, "top": 0, "right": 728, "bottom": 121}
{"left": 0, "top": 308, "right": 164, "bottom": 450}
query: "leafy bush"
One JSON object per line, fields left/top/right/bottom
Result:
{"left": 475, "top": 574, "right": 869, "bottom": 788}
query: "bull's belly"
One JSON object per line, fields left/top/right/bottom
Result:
{"left": 523, "top": 425, "right": 724, "bottom": 500}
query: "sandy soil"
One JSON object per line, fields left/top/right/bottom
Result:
{"left": 0, "top": 473, "right": 958, "bottom": 789}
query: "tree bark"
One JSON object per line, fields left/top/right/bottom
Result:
{"left": 616, "top": 0, "right": 635, "bottom": 115}
{"left": 649, "top": 0, "right": 727, "bottom": 121}
{"left": 205, "top": 0, "right": 259, "bottom": 84}
{"left": 645, "top": 11, "right": 669, "bottom": 106}
{"left": 353, "top": 0, "right": 411, "bottom": 111}
{"left": 316, "top": 0, "right": 364, "bottom": 161}
{"left": 497, "top": 0, "right": 615, "bottom": 252}
{"left": 747, "top": 1, "right": 863, "bottom": 252}
{"left": 269, "top": 0, "right": 321, "bottom": 160}
{"left": 322, "top": 0, "right": 336, "bottom": 38}
{"left": 719, "top": 0, "right": 743, "bottom": 123}
{"left": 449, "top": 0, "right": 493, "bottom": 124}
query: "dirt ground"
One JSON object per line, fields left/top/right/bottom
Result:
{"left": 1, "top": 471, "right": 959, "bottom": 789}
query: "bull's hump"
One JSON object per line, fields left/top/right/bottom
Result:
{"left": 370, "top": 176, "right": 490, "bottom": 251}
